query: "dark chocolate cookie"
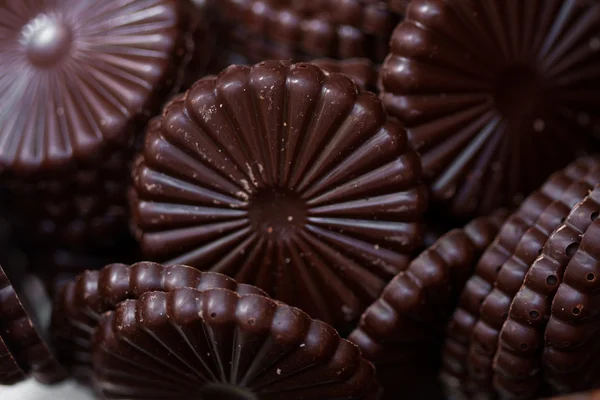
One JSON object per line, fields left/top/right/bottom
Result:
{"left": 0, "top": 334, "right": 26, "bottom": 386}
{"left": 130, "top": 61, "right": 428, "bottom": 329}
{"left": 380, "top": 0, "right": 600, "bottom": 217}
{"left": 92, "top": 287, "right": 380, "bottom": 399}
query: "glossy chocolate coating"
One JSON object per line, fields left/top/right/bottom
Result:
{"left": 51, "top": 262, "right": 265, "bottom": 381}
{"left": 0, "top": 264, "right": 66, "bottom": 384}
{"left": 465, "top": 168, "right": 600, "bottom": 395}
{"left": 91, "top": 287, "right": 380, "bottom": 399}
{"left": 327, "top": 0, "right": 402, "bottom": 37}
{"left": 0, "top": 334, "right": 25, "bottom": 385}
{"left": 0, "top": 0, "right": 191, "bottom": 177}
{"left": 219, "top": 0, "right": 389, "bottom": 62}
{"left": 544, "top": 216, "right": 600, "bottom": 393}
{"left": 441, "top": 157, "right": 600, "bottom": 396}
{"left": 349, "top": 210, "right": 507, "bottom": 367}
{"left": 130, "top": 61, "right": 428, "bottom": 328}
{"left": 312, "top": 58, "right": 379, "bottom": 92}
{"left": 493, "top": 186, "right": 600, "bottom": 398}
{"left": 380, "top": 0, "right": 600, "bottom": 218}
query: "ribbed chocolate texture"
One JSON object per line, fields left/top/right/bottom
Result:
{"left": 349, "top": 210, "right": 507, "bottom": 369}
{"left": 380, "top": 0, "right": 600, "bottom": 217}
{"left": 544, "top": 217, "right": 600, "bottom": 393}
{"left": 51, "top": 262, "right": 265, "bottom": 381}
{"left": 312, "top": 58, "right": 379, "bottom": 92}
{"left": 326, "top": 0, "right": 402, "bottom": 37}
{"left": 465, "top": 165, "right": 600, "bottom": 395}
{"left": 441, "top": 157, "right": 600, "bottom": 396}
{"left": 0, "top": 0, "right": 191, "bottom": 177}
{"left": 0, "top": 265, "right": 67, "bottom": 384}
{"left": 219, "top": 0, "right": 389, "bottom": 62}
{"left": 494, "top": 185, "right": 600, "bottom": 398}
{"left": 92, "top": 287, "right": 380, "bottom": 399}
{"left": 130, "top": 61, "right": 428, "bottom": 329}
{"left": 0, "top": 334, "right": 25, "bottom": 385}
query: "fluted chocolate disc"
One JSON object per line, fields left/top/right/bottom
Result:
{"left": 544, "top": 217, "right": 600, "bottom": 393}
{"left": 92, "top": 287, "right": 380, "bottom": 399}
{"left": 441, "top": 157, "right": 600, "bottom": 395}
{"left": 349, "top": 210, "right": 507, "bottom": 368}
{"left": 493, "top": 185, "right": 600, "bottom": 398}
{"left": 465, "top": 165, "right": 600, "bottom": 395}
{"left": 380, "top": 0, "right": 600, "bottom": 217}
{"left": 0, "top": 334, "right": 25, "bottom": 385}
{"left": 0, "top": 0, "right": 190, "bottom": 176}
{"left": 51, "top": 262, "right": 265, "bottom": 381}
{"left": 130, "top": 61, "right": 428, "bottom": 328}
{"left": 326, "top": 0, "right": 402, "bottom": 37}
{"left": 311, "top": 58, "right": 379, "bottom": 92}
{"left": 0, "top": 264, "right": 67, "bottom": 384}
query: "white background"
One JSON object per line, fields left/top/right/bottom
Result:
{"left": 0, "top": 379, "right": 94, "bottom": 399}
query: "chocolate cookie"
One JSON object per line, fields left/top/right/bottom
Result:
{"left": 0, "top": 265, "right": 66, "bottom": 384}
{"left": 465, "top": 166, "right": 600, "bottom": 395}
{"left": 494, "top": 185, "right": 600, "bottom": 398}
{"left": 544, "top": 216, "right": 600, "bottom": 393}
{"left": 130, "top": 61, "right": 428, "bottom": 329}
{"left": 312, "top": 58, "right": 379, "bottom": 92}
{"left": 92, "top": 287, "right": 380, "bottom": 399}
{"left": 380, "top": 0, "right": 600, "bottom": 217}
{"left": 441, "top": 157, "right": 600, "bottom": 396}
{"left": 51, "top": 262, "right": 265, "bottom": 381}
{"left": 0, "top": 334, "right": 25, "bottom": 385}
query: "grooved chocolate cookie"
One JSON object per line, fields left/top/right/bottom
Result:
{"left": 326, "top": 0, "right": 402, "bottom": 37}
{"left": 544, "top": 217, "right": 600, "bottom": 393}
{"left": 349, "top": 210, "right": 507, "bottom": 399}
{"left": 350, "top": 209, "right": 507, "bottom": 366}
{"left": 312, "top": 58, "right": 379, "bottom": 92}
{"left": 494, "top": 185, "right": 600, "bottom": 398}
{"left": 380, "top": 0, "right": 600, "bottom": 217}
{"left": 441, "top": 157, "right": 600, "bottom": 396}
{"left": 130, "top": 61, "right": 428, "bottom": 329}
{"left": 0, "top": 265, "right": 66, "bottom": 384}
{"left": 51, "top": 262, "right": 265, "bottom": 381}
{"left": 0, "top": 334, "right": 25, "bottom": 386}
{"left": 465, "top": 167, "right": 600, "bottom": 395}
{"left": 92, "top": 287, "right": 380, "bottom": 399}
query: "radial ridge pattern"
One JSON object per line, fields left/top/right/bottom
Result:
{"left": 381, "top": 0, "right": 600, "bottom": 217}
{"left": 131, "top": 61, "right": 428, "bottom": 328}
{"left": 91, "top": 287, "right": 380, "bottom": 399}
{"left": 0, "top": 0, "right": 188, "bottom": 175}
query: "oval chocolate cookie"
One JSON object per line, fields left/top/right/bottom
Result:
{"left": 92, "top": 287, "right": 380, "bottom": 399}
{"left": 130, "top": 61, "right": 428, "bottom": 329}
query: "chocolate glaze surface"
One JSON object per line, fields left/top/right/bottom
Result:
{"left": 441, "top": 157, "right": 600, "bottom": 396}
{"left": 465, "top": 164, "right": 600, "bottom": 395}
{"left": 494, "top": 185, "right": 600, "bottom": 398}
{"left": 380, "top": 0, "right": 600, "bottom": 217}
{"left": 0, "top": 0, "right": 189, "bottom": 176}
{"left": 131, "top": 61, "right": 428, "bottom": 328}
{"left": 544, "top": 215, "right": 600, "bottom": 393}
{"left": 91, "top": 287, "right": 380, "bottom": 399}
{"left": 0, "top": 264, "right": 66, "bottom": 384}
{"left": 51, "top": 262, "right": 264, "bottom": 381}
{"left": 312, "top": 58, "right": 379, "bottom": 92}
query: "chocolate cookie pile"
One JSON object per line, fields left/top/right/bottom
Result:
{"left": 0, "top": 1, "right": 599, "bottom": 399}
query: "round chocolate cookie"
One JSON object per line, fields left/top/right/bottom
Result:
{"left": 92, "top": 287, "right": 380, "bottom": 399}
{"left": 349, "top": 210, "right": 507, "bottom": 399}
{"left": 0, "top": 334, "right": 26, "bottom": 385}
{"left": 544, "top": 216, "right": 600, "bottom": 393}
{"left": 51, "top": 262, "right": 265, "bottom": 382}
{"left": 493, "top": 185, "right": 600, "bottom": 398}
{"left": 0, "top": 264, "right": 66, "bottom": 384}
{"left": 312, "top": 58, "right": 379, "bottom": 92}
{"left": 130, "top": 61, "right": 428, "bottom": 329}
{"left": 441, "top": 157, "right": 600, "bottom": 396}
{"left": 465, "top": 166, "right": 600, "bottom": 396}
{"left": 380, "top": 0, "right": 600, "bottom": 218}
